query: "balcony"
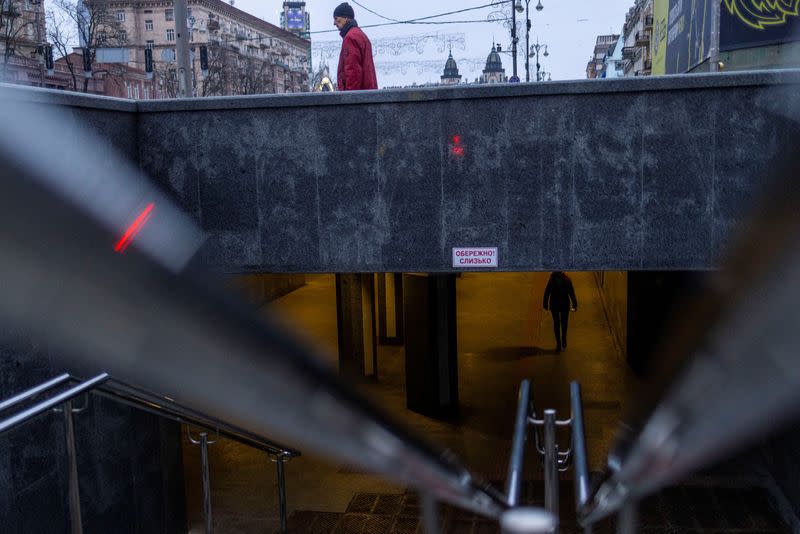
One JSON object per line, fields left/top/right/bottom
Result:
{"left": 206, "top": 19, "right": 220, "bottom": 31}
{"left": 636, "top": 31, "right": 651, "bottom": 46}
{"left": 622, "top": 46, "right": 637, "bottom": 60}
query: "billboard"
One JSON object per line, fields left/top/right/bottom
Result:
{"left": 652, "top": 0, "right": 669, "bottom": 74}
{"left": 720, "top": 0, "right": 800, "bottom": 51}
{"left": 287, "top": 8, "right": 305, "bottom": 30}
{"left": 652, "top": 0, "right": 713, "bottom": 74}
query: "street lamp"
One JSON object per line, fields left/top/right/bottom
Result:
{"left": 530, "top": 40, "right": 549, "bottom": 81}
{"left": 511, "top": 0, "right": 523, "bottom": 78}
{"left": 523, "top": 0, "right": 544, "bottom": 82}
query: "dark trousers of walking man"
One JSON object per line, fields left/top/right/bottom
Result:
{"left": 551, "top": 309, "right": 569, "bottom": 351}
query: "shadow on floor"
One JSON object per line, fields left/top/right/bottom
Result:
{"left": 479, "top": 345, "right": 561, "bottom": 361}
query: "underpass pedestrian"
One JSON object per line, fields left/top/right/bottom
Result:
{"left": 333, "top": 3, "right": 378, "bottom": 91}
{"left": 543, "top": 271, "right": 578, "bottom": 353}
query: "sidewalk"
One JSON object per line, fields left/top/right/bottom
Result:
{"left": 183, "top": 272, "right": 639, "bottom": 533}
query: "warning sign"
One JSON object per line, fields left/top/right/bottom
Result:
{"left": 452, "top": 247, "right": 498, "bottom": 268}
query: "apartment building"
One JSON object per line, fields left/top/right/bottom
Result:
{"left": 109, "top": 0, "right": 310, "bottom": 95}
{"left": 586, "top": 34, "right": 619, "bottom": 79}
{"left": 621, "top": 0, "right": 653, "bottom": 76}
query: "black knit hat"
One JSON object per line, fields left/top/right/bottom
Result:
{"left": 333, "top": 2, "right": 355, "bottom": 18}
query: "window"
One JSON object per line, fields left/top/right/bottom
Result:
{"left": 133, "top": 85, "right": 140, "bottom": 99}
{"left": 187, "top": 8, "right": 192, "bottom": 18}
{"left": 145, "top": 20, "right": 153, "bottom": 31}
{"left": 144, "top": 87, "right": 150, "bottom": 99}
{"left": 116, "top": 10, "right": 125, "bottom": 22}
{"left": 146, "top": 40, "right": 154, "bottom": 50}
{"left": 166, "top": 28, "right": 175, "bottom": 41}
{"left": 165, "top": 9, "right": 173, "bottom": 21}
{"left": 119, "top": 30, "right": 127, "bottom": 43}
{"left": 144, "top": 9, "right": 152, "bottom": 13}
{"left": 125, "top": 81, "right": 132, "bottom": 99}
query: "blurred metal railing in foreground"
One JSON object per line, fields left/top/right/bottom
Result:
{"left": 501, "top": 380, "right": 591, "bottom": 534}
{"left": 578, "top": 142, "right": 800, "bottom": 527}
{"left": 0, "top": 89, "right": 508, "bottom": 530}
{"left": 0, "top": 373, "right": 300, "bottom": 534}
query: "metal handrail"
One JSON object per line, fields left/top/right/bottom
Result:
{"left": 570, "top": 382, "right": 590, "bottom": 508}
{"left": 0, "top": 373, "right": 300, "bottom": 458}
{"left": 94, "top": 378, "right": 300, "bottom": 458}
{"left": 0, "top": 373, "right": 71, "bottom": 412}
{"left": 501, "top": 380, "right": 591, "bottom": 534}
{"left": 506, "top": 380, "right": 531, "bottom": 507}
{"left": 570, "top": 382, "right": 592, "bottom": 534}
{"left": 0, "top": 374, "right": 110, "bottom": 434}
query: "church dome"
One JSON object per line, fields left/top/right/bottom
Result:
{"left": 484, "top": 44, "right": 504, "bottom": 73}
{"left": 442, "top": 51, "right": 460, "bottom": 78}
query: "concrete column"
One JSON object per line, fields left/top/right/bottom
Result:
{"left": 402, "top": 273, "right": 458, "bottom": 419}
{"left": 335, "top": 274, "right": 378, "bottom": 380}
{"left": 377, "top": 273, "right": 404, "bottom": 345}
{"left": 626, "top": 271, "right": 696, "bottom": 376}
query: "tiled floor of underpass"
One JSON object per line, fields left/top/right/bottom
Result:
{"left": 181, "top": 273, "right": 789, "bottom": 533}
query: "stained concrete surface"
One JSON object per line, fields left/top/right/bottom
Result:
{"left": 182, "top": 272, "right": 639, "bottom": 533}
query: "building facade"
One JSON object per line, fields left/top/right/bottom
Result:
{"left": 601, "top": 31, "right": 626, "bottom": 79}
{"left": 105, "top": 0, "right": 310, "bottom": 96}
{"left": 0, "top": 0, "right": 46, "bottom": 83}
{"left": 586, "top": 34, "right": 619, "bottom": 79}
{"left": 621, "top": 0, "right": 653, "bottom": 76}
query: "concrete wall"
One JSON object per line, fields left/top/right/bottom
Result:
{"left": 5, "top": 72, "right": 800, "bottom": 273}
{"left": 594, "top": 271, "right": 627, "bottom": 360}
{"left": 0, "top": 83, "right": 139, "bottom": 161}
{"left": 132, "top": 70, "right": 800, "bottom": 273}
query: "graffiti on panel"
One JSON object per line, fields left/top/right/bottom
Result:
{"left": 724, "top": 0, "right": 800, "bottom": 30}
{"left": 721, "top": 0, "right": 800, "bottom": 50}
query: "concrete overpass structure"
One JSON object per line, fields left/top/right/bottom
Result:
{"left": 4, "top": 69, "right": 800, "bottom": 273}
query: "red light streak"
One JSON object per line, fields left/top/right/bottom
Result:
{"left": 115, "top": 203, "right": 154, "bottom": 253}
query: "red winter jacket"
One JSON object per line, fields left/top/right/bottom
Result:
{"left": 337, "top": 25, "right": 377, "bottom": 91}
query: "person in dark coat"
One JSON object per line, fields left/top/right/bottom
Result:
{"left": 543, "top": 271, "right": 578, "bottom": 352}
{"left": 333, "top": 3, "right": 378, "bottom": 91}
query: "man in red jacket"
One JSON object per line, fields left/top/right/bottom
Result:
{"left": 333, "top": 3, "right": 378, "bottom": 91}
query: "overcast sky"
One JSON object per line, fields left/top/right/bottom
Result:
{"left": 232, "top": 0, "right": 635, "bottom": 87}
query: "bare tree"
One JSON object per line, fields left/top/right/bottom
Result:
{"left": 232, "top": 54, "right": 272, "bottom": 95}
{"left": 199, "top": 43, "right": 273, "bottom": 96}
{"left": 46, "top": 5, "right": 78, "bottom": 89}
{"left": 153, "top": 59, "right": 179, "bottom": 98}
{"left": 48, "top": 0, "right": 127, "bottom": 92}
